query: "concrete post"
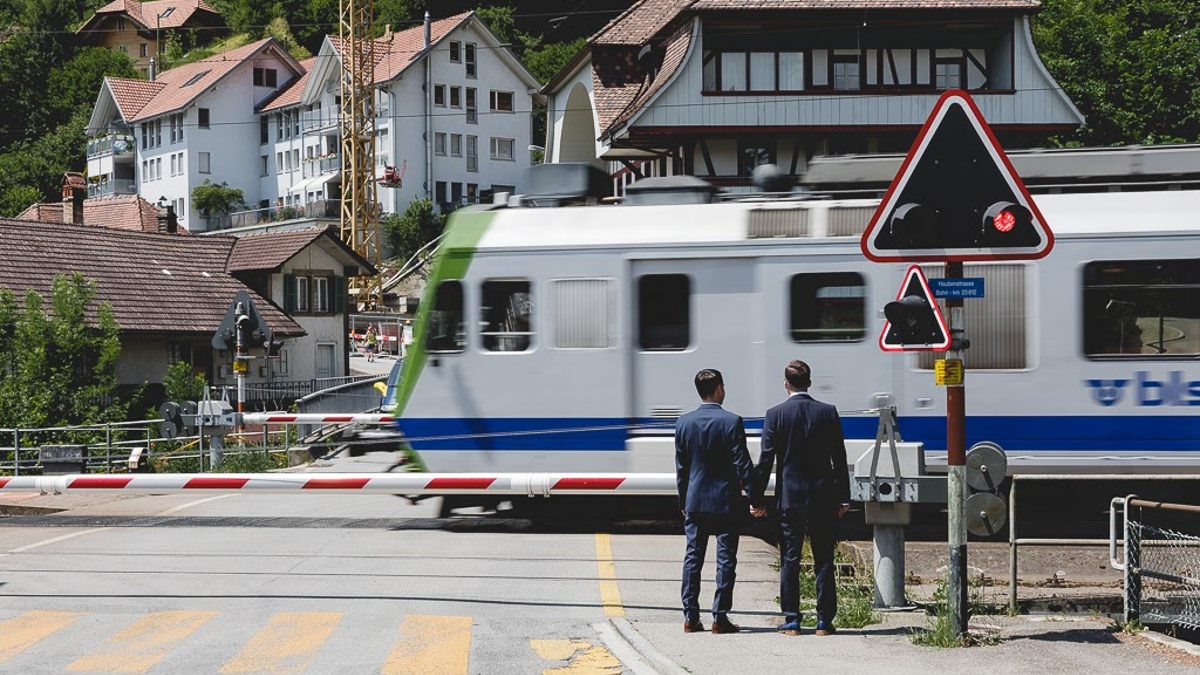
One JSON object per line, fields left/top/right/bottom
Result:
{"left": 865, "top": 501, "right": 912, "bottom": 609}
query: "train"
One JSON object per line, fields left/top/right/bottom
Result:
{"left": 391, "top": 153, "right": 1200, "bottom": 477}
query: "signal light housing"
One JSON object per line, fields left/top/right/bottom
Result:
{"left": 982, "top": 202, "right": 1030, "bottom": 236}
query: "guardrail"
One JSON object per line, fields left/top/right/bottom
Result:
{"left": 1111, "top": 495, "right": 1200, "bottom": 628}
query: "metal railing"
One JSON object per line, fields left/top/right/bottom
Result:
{"left": 1008, "top": 474, "right": 1200, "bottom": 614}
{"left": 204, "top": 199, "right": 341, "bottom": 231}
{"left": 87, "top": 179, "right": 136, "bottom": 199}
{"left": 301, "top": 109, "right": 337, "bottom": 131}
{"left": 86, "top": 135, "right": 136, "bottom": 159}
{"left": 1111, "top": 495, "right": 1200, "bottom": 628}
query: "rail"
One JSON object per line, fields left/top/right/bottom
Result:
{"left": 1110, "top": 495, "right": 1200, "bottom": 628}
{"left": 1008, "top": 474, "right": 1200, "bottom": 614}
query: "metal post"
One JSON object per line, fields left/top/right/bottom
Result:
{"left": 1008, "top": 476, "right": 1018, "bottom": 614}
{"left": 945, "top": 260, "right": 968, "bottom": 637}
{"left": 13, "top": 428, "right": 19, "bottom": 477}
{"left": 1125, "top": 500, "right": 1141, "bottom": 624}
{"left": 105, "top": 422, "right": 112, "bottom": 472}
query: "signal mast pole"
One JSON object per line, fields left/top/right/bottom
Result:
{"left": 944, "top": 260, "right": 968, "bottom": 636}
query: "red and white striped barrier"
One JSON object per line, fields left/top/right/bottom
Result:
{"left": 0, "top": 473, "right": 776, "bottom": 497}
{"left": 240, "top": 413, "right": 395, "bottom": 425}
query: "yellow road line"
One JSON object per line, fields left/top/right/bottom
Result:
{"left": 594, "top": 533, "right": 625, "bottom": 617}
{"left": 381, "top": 614, "right": 472, "bottom": 675}
{"left": 66, "top": 610, "right": 217, "bottom": 673}
{"left": 219, "top": 612, "right": 341, "bottom": 674}
{"left": 0, "top": 611, "right": 83, "bottom": 664}
{"left": 530, "top": 639, "right": 622, "bottom": 675}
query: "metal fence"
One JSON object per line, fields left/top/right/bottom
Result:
{"left": 1111, "top": 495, "right": 1200, "bottom": 629}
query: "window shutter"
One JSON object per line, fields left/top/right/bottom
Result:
{"left": 333, "top": 276, "right": 346, "bottom": 314}
{"left": 283, "top": 274, "right": 296, "bottom": 314}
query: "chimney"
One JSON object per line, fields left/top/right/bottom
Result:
{"left": 61, "top": 172, "right": 86, "bottom": 226}
{"left": 423, "top": 11, "right": 431, "bottom": 48}
{"left": 149, "top": 57, "right": 156, "bottom": 82}
{"left": 382, "top": 24, "right": 392, "bottom": 41}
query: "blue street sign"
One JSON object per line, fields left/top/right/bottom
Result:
{"left": 930, "top": 277, "right": 985, "bottom": 298}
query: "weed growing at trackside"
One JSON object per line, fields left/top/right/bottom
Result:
{"left": 909, "top": 576, "right": 1003, "bottom": 647}
{"left": 774, "top": 542, "right": 883, "bottom": 630}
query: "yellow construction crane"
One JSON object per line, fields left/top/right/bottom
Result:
{"left": 338, "top": 0, "right": 381, "bottom": 309}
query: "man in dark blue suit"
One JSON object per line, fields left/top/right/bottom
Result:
{"left": 755, "top": 360, "right": 850, "bottom": 636}
{"left": 675, "top": 369, "right": 758, "bottom": 635}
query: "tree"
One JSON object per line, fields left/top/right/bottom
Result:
{"left": 163, "top": 361, "right": 206, "bottom": 402}
{"left": 382, "top": 198, "right": 445, "bottom": 263}
{"left": 1033, "top": 0, "right": 1200, "bottom": 145}
{"left": 191, "top": 179, "right": 247, "bottom": 217}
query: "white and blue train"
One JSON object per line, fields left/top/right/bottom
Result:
{"left": 392, "top": 159, "right": 1200, "bottom": 476}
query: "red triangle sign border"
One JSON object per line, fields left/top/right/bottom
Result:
{"left": 879, "top": 265, "right": 952, "bottom": 352}
{"left": 861, "top": 89, "right": 1054, "bottom": 263}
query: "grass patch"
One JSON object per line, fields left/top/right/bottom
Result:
{"left": 779, "top": 542, "right": 883, "bottom": 629}
{"left": 219, "top": 450, "right": 288, "bottom": 473}
{"left": 909, "top": 576, "right": 1004, "bottom": 647}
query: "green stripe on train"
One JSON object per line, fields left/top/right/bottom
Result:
{"left": 393, "top": 209, "right": 496, "bottom": 471}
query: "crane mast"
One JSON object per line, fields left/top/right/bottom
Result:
{"left": 338, "top": 0, "right": 381, "bottom": 309}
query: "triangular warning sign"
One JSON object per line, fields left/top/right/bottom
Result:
{"left": 880, "top": 266, "right": 950, "bottom": 352}
{"left": 862, "top": 90, "right": 1053, "bottom": 263}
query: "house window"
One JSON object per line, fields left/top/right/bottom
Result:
{"left": 435, "top": 181, "right": 447, "bottom": 206}
{"left": 450, "top": 86, "right": 461, "bottom": 109}
{"left": 198, "top": 151, "right": 210, "bottom": 174}
{"left": 935, "top": 59, "right": 963, "bottom": 90}
{"left": 451, "top": 182, "right": 463, "bottom": 205}
{"left": 449, "top": 41, "right": 461, "bottom": 62}
{"left": 489, "top": 90, "right": 513, "bottom": 112}
{"left": 434, "top": 84, "right": 446, "bottom": 107}
{"left": 261, "top": 155, "right": 268, "bottom": 176}
{"left": 198, "top": 108, "right": 210, "bottom": 128}
{"left": 465, "top": 87, "right": 477, "bottom": 123}
{"left": 749, "top": 52, "right": 775, "bottom": 91}
{"left": 467, "top": 183, "right": 478, "bottom": 203}
{"left": 276, "top": 151, "right": 283, "bottom": 171}
{"left": 466, "top": 135, "right": 477, "bottom": 172}
{"left": 465, "top": 43, "right": 476, "bottom": 77}
{"left": 720, "top": 52, "right": 747, "bottom": 91}
{"left": 292, "top": 112, "right": 299, "bottom": 137}
{"left": 154, "top": 119, "right": 161, "bottom": 147}
{"left": 481, "top": 280, "right": 533, "bottom": 352}
{"left": 155, "top": 157, "right": 162, "bottom": 179}
{"left": 175, "top": 197, "right": 185, "bottom": 218}
{"left": 118, "top": 44, "right": 127, "bottom": 54}
{"left": 276, "top": 113, "right": 284, "bottom": 140}
{"left": 170, "top": 154, "right": 177, "bottom": 176}
{"left": 118, "top": 18, "right": 125, "bottom": 30}
{"left": 140, "top": 43, "right": 148, "bottom": 57}
{"left": 833, "top": 56, "right": 860, "bottom": 90}
{"left": 489, "top": 137, "right": 514, "bottom": 161}
{"left": 260, "top": 116, "right": 269, "bottom": 144}
{"left": 253, "top": 67, "right": 278, "bottom": 87}
{"left": 292, "top": 149, "right": 300, "bottom": 172}
{"left": 451, "top": 134, "right": 462, "bottom": 157}
{"left": 181, "top": 70, "right": 210, "bottom": 87}
{"left": 313, "top": 276, "right": 331, "bottom": 313}
{"left": 296, "top": 276, "right": 310, "bottom": 313}
{"left": 738, "top": 140, "right": 775, "bottom": 177}
{"left": 780, "top": 52, "right": 804, "bottom": 90}
{"left": 435, "top": 132, "right": 447, "bottom": 155}
{"left": 167, "top": 343, "right": 185, "bottom": 365}
{"left": 141, "top": 125, "right": 147, "bottom": 150}
{"left": 426, "top": 280, "right": 466, "bottom": 352}
{"left": 1083, "top": 259, "right": 1200, "bottom": 359}
{"left": 639, "top": 274, "right": 690, "bottom": 350}
{"left": 253, "top": 68, "right": 263, "bottom": 86}
{"left": 790, "top": 273, "right": 866, "bottom": 342}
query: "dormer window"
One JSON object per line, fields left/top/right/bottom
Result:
{"left": 449, "top": 41, "right": 461, "bottom": 63}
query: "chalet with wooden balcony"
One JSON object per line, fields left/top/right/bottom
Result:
{"left": 543, "top": 0, "right": 1084, "bottom": 189}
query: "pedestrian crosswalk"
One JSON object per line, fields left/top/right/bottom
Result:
{"left": 0, "top": 609, "right": 625, "bottom": 674}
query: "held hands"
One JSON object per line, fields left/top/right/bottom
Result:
{"left": 837, "top": 504, "right": 851, "bottom": 518}
{"left": 750, "top": 506, "right": 767, "bottom": 518}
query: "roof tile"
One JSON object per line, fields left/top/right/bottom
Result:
{"left": 16, "top": 195, "right": 165, "bottom": 233}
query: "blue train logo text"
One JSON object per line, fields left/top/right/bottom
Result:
{"left": 1085, "top": 372, "right": 1200, "bottom": 407}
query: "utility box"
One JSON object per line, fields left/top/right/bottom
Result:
{"left": 40, "top": 445, "right": 88, "bottom": 474}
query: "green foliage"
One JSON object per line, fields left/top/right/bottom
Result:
{"left": 265, "top": 17, "right": 313, "bottom": 60}
{"left": 219, "top": 449, "right": 288, "bottom": 472}
{"left": 191, "top": 179, "right": 247, "bottom": 216}
{"left": 909, "top": 575, "right": 1003, "bottom": 647}
{"left": 784, "top": 542, "right": 882, "bottom": 630}
{"left": 47, "top": 47, "right": 138, "bottom": 122}
{"left": 1033, "top": 0, "right": 1200, "bottom": 145}
{"left": 523, "top": 37, "right": 587, "bottom": 85}
{"left": 163, "top": 362, "right": 206, "bottom": 402}
{"left": 382, "top": 198, "right": 445, "bottom": 263}
{"left": 0, "top": 273, "right": 128, "bottom": 430}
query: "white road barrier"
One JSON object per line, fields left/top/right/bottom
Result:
{"left": 0, "top": 473, "right": 775, "bottom": 497}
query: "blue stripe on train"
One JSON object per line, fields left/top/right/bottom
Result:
{"left": 398, "top": 416, "right": 1200, "bottom": 453}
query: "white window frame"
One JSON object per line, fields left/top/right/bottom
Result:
{"left": 198, "top": 151, "right": 210, "bottom": 174}
{"left": 490, "top": 137, "right": 514, "bottom": 161}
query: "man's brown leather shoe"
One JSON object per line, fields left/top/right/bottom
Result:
{"left": 683, "top": 620, "right": 705, "bottom": 633}
{"left": 711, "top": 621, "right": 741, "bottom": 634}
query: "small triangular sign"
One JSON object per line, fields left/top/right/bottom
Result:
{"left": 861, "top": 90, "right": 1053, "bottom": 262}
{"left": 880, "top": 266, "right": 951, "bottom": 352}
{"left": 212, "top": 291, "right": 267, "bottom": 351}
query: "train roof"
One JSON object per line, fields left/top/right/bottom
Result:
{"left": 462, "top": 189, "right": 1200, "bottom": 253}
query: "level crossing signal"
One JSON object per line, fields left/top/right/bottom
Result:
{"left": 880, "top": 266, "right": 950, "bottom": 351}
{"left": 861, "top": 90, "right": 1053, "bottom": 262}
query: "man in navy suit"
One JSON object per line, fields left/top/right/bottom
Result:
{"left": 675, "top": 369, "right": 758, "bottom": 634}
{"left": 754, "top": 360, "right": 850, "bottom": 636}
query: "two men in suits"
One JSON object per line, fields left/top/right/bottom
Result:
{"left": 674, "top": 369, "right": 758, "bottom": 634}
{"left": 755, "top": 360, "right": 851, "bottom": 636}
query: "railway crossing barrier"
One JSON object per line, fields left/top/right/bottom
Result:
{"left": 1110, "top": 495, "right": 1200, "bottom": 630}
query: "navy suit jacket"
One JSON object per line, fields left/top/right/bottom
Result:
{"left": 675, "top": 403, "right": 756, "bottom": 515}
{"left": 755, "top": 393, "right": 851, "bottom": 511}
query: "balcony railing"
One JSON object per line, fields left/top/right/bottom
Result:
{"left": 87, "top": 135, "right": 136, "bottom": 160}
{"left": 302, "top": 109, "right": 338, "bottom": 132}
{"left": 204, "top": 199, "right": 342, "bottom": 231}
{"left": 320, "top": 156, "right": 340, "bottom": 174}
{"left": 87, "top": 178, "right": 136, "bottom": 199}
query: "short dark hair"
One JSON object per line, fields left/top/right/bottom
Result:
{"left": 785, "top": 360, "right": 811, "bottom": 390}
{"left": 694, "top": 369, "right": 723, "bottom": 399}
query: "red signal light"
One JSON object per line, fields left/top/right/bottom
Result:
{"left": 992, "top": 209, "right": 1016, "bottom": 232}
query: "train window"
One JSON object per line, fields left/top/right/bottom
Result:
{"left": 551, "top": 279, "right": 615, "bottom": 349}
{"left": 639, "top": 275, "right": 690, "bottom": 351}
{"left": 789, "top": 273, "right": 866, "bottom": 342}
{"left": 918, "top": 264, "right": 1027, "bottom": 369}
{"left": 425, "top": 280, "right": 466, "bottom": 353}
{"left": 1083, "top": 259, "right": 1200, "bottom": 359}
{"left": 481, "top": 280, "right": 533, "bottom": 352}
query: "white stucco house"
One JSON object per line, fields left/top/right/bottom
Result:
{"left": 543, "top": 0, "right": 1084, "bottom": 191}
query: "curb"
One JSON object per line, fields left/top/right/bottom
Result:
{"left": 1138, "top": 629, "right": 1200, "bottom": 658}
{"left": 593, "top": 618, "right": 690, "bottom": 675}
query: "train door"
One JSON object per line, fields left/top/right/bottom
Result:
{"left": 629, "top": 257, "right": 764, "bottom": 440}
{"left": 755, "top": 258, "right": 895, "bottom": 441}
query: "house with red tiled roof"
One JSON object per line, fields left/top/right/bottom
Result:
{"left": 16, "top": 194, "right": 163, "bottom": 233}
{"left": 543, "top": 0, "right": 1084, "bottom": 191}
{"left": 85, "top": 38, "right": 305, "bottom": 232}
{"left": 76, "top": 0, "right": 226, "bottom": 76}
{"left": 255, "top": 11, "right": 542, "bottom": 220}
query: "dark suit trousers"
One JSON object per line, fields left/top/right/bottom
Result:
{"left": 681, "top": 512, "right": 740, "bottom": 622}
{"left": 779, "top": 506, "right": 837, "bottom": 624}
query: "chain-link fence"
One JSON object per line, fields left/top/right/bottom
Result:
{"left": 1112, "top": 496, "right": 1200, "bottom": 630}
